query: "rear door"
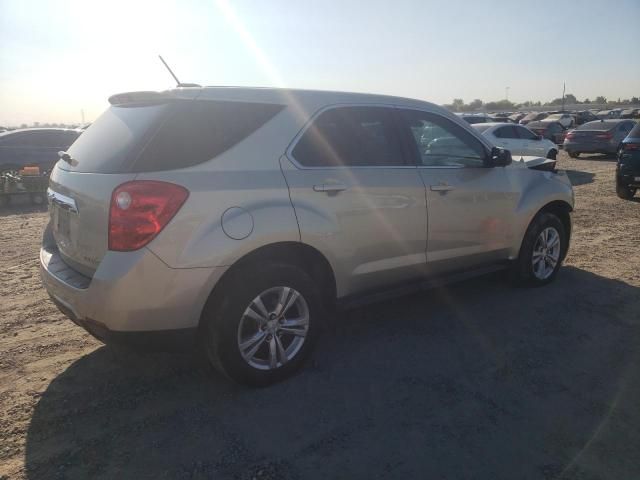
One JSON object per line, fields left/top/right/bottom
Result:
{"left": 515, "top": 125, "right": 546, "bottom": 156}
{"left": 493, "top": 125, "right": 528, "bottom": 156}
{"left": 281, "top": 105, "right": 427, "bottom": 296}
{"left": 398, "top": 108, "right": 519, "bottom": 274}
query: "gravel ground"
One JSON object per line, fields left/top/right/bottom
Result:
{"left": 1, "top": 151, "right": 639, "bottom": 480}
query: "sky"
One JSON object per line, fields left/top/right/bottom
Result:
{"left": 1, "top": 0, "right": 639, "bottom": 125}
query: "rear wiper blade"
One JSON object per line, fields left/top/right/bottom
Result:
{"left": 58, "top": 151, "right": 76, "bottom": 165}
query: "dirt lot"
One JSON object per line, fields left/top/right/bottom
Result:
{"left": 1, "top": 151, "right": 639, "bottom": 480}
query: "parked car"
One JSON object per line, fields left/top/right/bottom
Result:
{"left": 563, "top": 119, "right": 636, "bottom": 158}
{"left": 615, "top": 122, "right": 640, "bottom": 199}
{"left": 472, "top": 123, "right": 559, "bottom": 159}
{"left": 459, "top": 114, "right": 492, "bottom": 124}
{"left": 41, "top": 87, "right": 574, "bottom": 386}
{"left": 597, "top": 109, "right": 621, "bottom": 120}
{"left": 519, "top": 112, "right": 548, "bottom": 125}
{"left": 488, "top": 116, "right": 516, "bottom": 123}
{"left": 509, "top": 113, "right": 526, "bottom": 123}
{"left": 574, "top": 110, "right": 599, "bottom": 125}
{"left": 0, "top": 128, "right": 82, "bottom": 172}
{"left": 545, "top": 113, "right": 575, "bottom": 129}
{"left": 620, "top": 108, "right": 640, "bottom": 119}
{"left": 526, "top": 121, "right": 566, "bottom": 144}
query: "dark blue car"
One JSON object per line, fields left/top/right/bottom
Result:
{"left": 0, "top": 128, "right": 82, "bottom": 172}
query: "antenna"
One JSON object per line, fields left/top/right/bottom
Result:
{"left": 158, "top": 55, "right": 181, "bottom": 86}
{"left": 157, "top": 55, "right": 201, "bottom": 88}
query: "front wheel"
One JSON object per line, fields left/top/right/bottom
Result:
{"left": 513, "top": 212, "right": 567, "bottom": 286}
{"left": 202, "top": 263, "right": 323, "bottom": 386}
{"left": 547, "top": 149, "right": 557, "bottom": 160}
{"left": 616, "top": 183, "right": 636, "bottom": 200}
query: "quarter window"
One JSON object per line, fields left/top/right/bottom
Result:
{"left": 400, "top": 110, "right": 486, "bottom": 167}
{"left": 292, "top": 107, "right": 405, "bottom": 167}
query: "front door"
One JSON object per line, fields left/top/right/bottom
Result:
{"left": 281, "top": 106, "right": 428, "bottom": 297}
{"left": 398, "top": 108, "right": 519, "bottom": 275}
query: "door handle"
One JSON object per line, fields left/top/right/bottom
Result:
{"left": 430, "top": 183, "right": 455, "bottom": 192}
{"left": 313, "top": 183, "right": 347, "bottom": 193}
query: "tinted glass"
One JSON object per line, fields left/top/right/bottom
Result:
{"left": 292, "top": 107, "right": 405, "bottom": 167}
{"left": 65, "top": 101, "right": 283, "bottom": 173}
{"left": 515, "top": 126, "right": 538, "bottom": 140}
{"left": 627, "top": 123, "right": 640, "bottom": 138}
{"left": 65, "top": 104, "right": 168, "bottom": 173}
{"left": 618, "top": 122, "right": 633, "bottom": 133}
{"left": 494, "top": 126, "right": 518, "bottom": 139}
{"left": 400, "top": 110, "right": 486, "bottom": 168}
{"left": 134, "top": 101, "right": 284, "bottom": 172}
{"left": 0, "top": 132, "right": 29, "bottom": 146}
{"left": 577, "top": 120, "right": 619, "bottom": 131}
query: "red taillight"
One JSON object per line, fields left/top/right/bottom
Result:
{"left": 623, "top": 143, "right": 640, "bottom": 151}
{"left": 565, "top": 132, "right": 575, "bottom": 140}
{"left": 595, "top": 132, "right": 613, "bottom": 140}
{"left": 108, "top": 181, "right": 189, "bottom": 251}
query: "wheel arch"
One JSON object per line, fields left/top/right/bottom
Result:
{"left": 199, "top": 241, "right": 337, "bottom": 328}
{"left": 522, "top": 200, "right": 573, "bottom": 261}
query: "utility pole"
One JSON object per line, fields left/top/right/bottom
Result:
{"left": 562, "top": 82, "right": 566, "bottom": 111}
{"left": 505, "top": 86, "right": 510, "bottom": 102}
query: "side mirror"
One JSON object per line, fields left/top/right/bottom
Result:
{"left": 488, "top": 146, "right": 512, "bottom": 167}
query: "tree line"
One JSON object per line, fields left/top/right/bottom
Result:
{"left": 444, "top": 95, "right": 640, "bottom": 112}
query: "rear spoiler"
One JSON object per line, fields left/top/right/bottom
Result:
{"left": 108, "top": 91, "right": 176, "bottom": 106}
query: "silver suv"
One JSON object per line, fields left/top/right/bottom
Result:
{"left": 41, "top": 87, "right": 574, "bottom": 385}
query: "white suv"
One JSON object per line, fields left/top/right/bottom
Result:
{"left": 41, "top": 87, "right": 574, "bottom": 385}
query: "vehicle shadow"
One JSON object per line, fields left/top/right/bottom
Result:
{"left": 565, "top": 169, "right": 595, "bottom": 186}
{"left": 25, "top": 267, "right": 640, "bottom": 480}
{"left": 577, "top": 153, "right": 617, "bottom": 162}
{"left": 0, "top": 201, "right": 47, "bottom": 217}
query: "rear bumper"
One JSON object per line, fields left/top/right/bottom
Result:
{"left": 40, "top": 244, "right": 226, "bottom": 335}
{"left": 617, "top": 169, "right": 640, "bottom": 188}
{"left": 563, "top": 141, "right": 617, "bottom": 154}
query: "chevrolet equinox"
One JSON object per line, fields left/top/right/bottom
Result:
{"left": 41, "top": 87, "right": 574, "bottom": 386}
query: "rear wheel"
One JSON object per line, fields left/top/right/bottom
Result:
{"left": 513, "top": 212, "right": 566, "bottom": 286}
{"left": 616, "top": 183, "right": 636, "bottom": 200}
{"left": 202, "top": 263, "right": 323, "bottom": 386}
{"left": 547, "top": 149, "right": 557, "bottom": 160}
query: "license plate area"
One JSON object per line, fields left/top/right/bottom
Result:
{"left": 51, "top": 204, "right": 73, "bottom": 248}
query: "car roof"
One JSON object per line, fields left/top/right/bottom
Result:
{"left": 527, "top": 120, "right": 561, "bottom": 127}
{"left": 0, "top": 127, "right": 81, "bottom": 138}
{"left": 578, "top": 119, "right": 631, "bottom": 129}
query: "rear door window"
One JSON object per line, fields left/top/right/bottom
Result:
{"left": 291, "top": 106, "right": 406, "bottom": 167}
{"left": 515, "top": 126, "right": 538, "bottom": 140}
{"left": 494, "top": 126, "right": 518, "bottom": 139}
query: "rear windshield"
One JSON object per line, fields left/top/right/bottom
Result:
{"left": 63, "top": 100, "right": 284, "bottom": 173}
{"left": 577, "top": 120, "right": 618, "bottom": 131}
{"left": 627, "top": 123, "right": 640, "bottom": 138}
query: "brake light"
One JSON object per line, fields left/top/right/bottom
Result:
{"left": 109, "top": 181, "right": 189, "bottom": 251}
{"left": 565, "top": 132, "right": 575, "bottom": 140}
{"left": 623, "top": 143, "right": 640, "bottom": 151}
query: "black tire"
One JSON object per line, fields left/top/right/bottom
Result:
{"left": 616, "top": 183, "right": 636, "bottom": 200}
{"left": 568, "top": 151, "right": 580, "bottom": 158}
{"left": 512, "top": 212, "right": 567, "bottom": 287}
{"left": 201, "top": 263, "right": 323, "bottom": 387}
{"left": 30, "top": 192, "right": 46, "bottom": 205}
{"left": 547, "top": 149, "right": 557, "bottom": 160}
